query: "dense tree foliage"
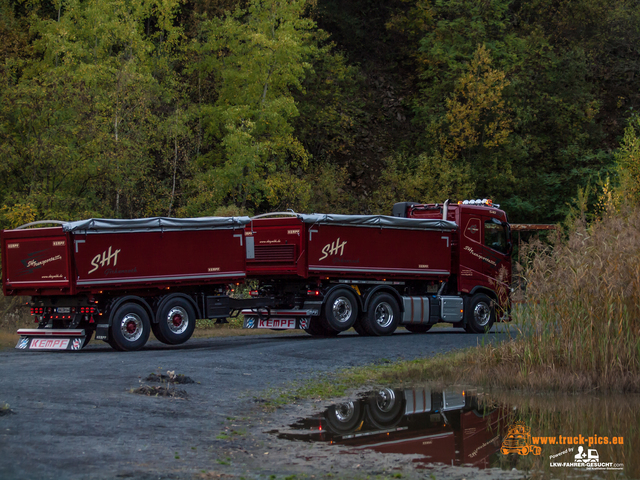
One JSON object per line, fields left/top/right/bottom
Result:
{"left": 1, "top": 0, "right": 639, "bottom": 226}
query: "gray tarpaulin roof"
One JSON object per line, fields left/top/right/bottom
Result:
{"left": 63, "top": 216, "right": 252, "bottom": 233}
{"left": 298, "top": 214, "right": 458, "bottom": 231}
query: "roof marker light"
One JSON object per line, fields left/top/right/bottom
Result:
{"left": 461, "top": 199, "right": 495, "bottom": 207}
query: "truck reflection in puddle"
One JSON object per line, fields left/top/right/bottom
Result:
{"left": 277, "top": 387, "right": 512, "bottom": 468}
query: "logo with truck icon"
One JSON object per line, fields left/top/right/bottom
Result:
{"left": 575, "top": 445, "right": 600, "bottom": 463}
{"left": 501, "top": 422, "right": 542, "bottom": 456}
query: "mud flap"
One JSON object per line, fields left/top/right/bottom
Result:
{"left": 15, "top": 329, "right": 90, "bottom": 351}
{"left": 243, "top": 314, "right": 310, "bottom": 330}
{"left": 95, "top": 324, "right": 109, "bottom": 340}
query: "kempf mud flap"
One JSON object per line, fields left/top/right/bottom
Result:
{"left": 242, "top": 309, "right": 312, "bottom": 330}
{"left": 15, "top": 329, "right": 89, "bottom": 351}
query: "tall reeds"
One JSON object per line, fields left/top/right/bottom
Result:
{"left": 517, "top": 208, "right": 640, "bottom": 390}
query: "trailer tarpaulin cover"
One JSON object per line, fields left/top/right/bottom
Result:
{"left": 62, "top": 216, "right": 252, "bottom": 233}
{"left": 298, "top": 214, "right": 458, "bottom": 231}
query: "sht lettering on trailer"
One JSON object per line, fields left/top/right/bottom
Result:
{"left": 88, "top": 246, "right": 121, "bottom": 274}
{"left": 319, "top": 237, "right": 347, "bottom": 261}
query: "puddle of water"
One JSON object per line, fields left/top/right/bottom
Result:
{"left": 274, "top": 386, "right": 639, "bottom": 478}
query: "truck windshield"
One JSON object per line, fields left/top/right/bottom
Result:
{"left": 484, "top": 219, "right": 508, "bottom": 254}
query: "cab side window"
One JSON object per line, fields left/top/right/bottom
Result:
{"left": 484, "top": 220, "right": 507, "bottom": 253}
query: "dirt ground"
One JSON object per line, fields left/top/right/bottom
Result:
{"left": 0, "top": 328, "right": 528, "bottom": 479}
{"left": 207, "top": 395, "right": 530, "bottom": 480}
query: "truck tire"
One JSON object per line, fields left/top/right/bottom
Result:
{"left": 465, "top": 293, "right": 495, "bottom": 333}
{"left": 367, "top": 388, "right": 404, "bottom": 428}
{"left": 405, "top": 324, "right": 432, "bottom": 333}
{"left": 353, "top": 318, "right": 369, "bottom": 336}
{"left": 362, "top": 293, "right": 400, "bottom": 336}
{"left": 323, "top": 289, "right": 359, "bottom": 332}
{"left": 325, "top": 401, "right": 362, "bottom": 434}
{"left": 154, "top": 298, "right": 196, "bottom": 345}
{"left": 304, "top": 318, "right": 339, "bottom": 337}
{"left": 82, "top": 329, "right": 94, "bottom": 348}
{"left": 110, "top": 303, "right": 150, "bottom": 351}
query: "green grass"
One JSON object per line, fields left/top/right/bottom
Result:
{"left": 257, "top": 349, "right": 477, "bottom": 408}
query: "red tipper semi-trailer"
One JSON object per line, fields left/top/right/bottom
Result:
{"left": 1, "top": 216, "right": 272, "bottom": 352}
{"left": 241, "top": 199, "right": 512, "bottom": 336}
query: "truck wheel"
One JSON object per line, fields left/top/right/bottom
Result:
{"left": 325, "top": 401, "right": 362, "bottom": 434}
{"left": 465, "top": 293, "right": 495, "bottom": 333}
{"left": 110, "top": 303, "right": 150, "bottom": 351}
{"left": 323, "top": 289, "right": 359, "bottom": 332}
{"left": 362, "top": 293, "right": 400, "bottom": 336}
{"left": 353, "top": 318, "right": 369, "bottom": 336}
{"left": 304, "top": 319, "right": 339, "bottom": 337}
{"left": 82, "top": 329, "right": 94, "bottom": 348}
{"left": 106, "top": 338, "right": 120, "bottom": 350}
{"left": 367, "top": 388, "right": 404, "bottom": 428}
{"left": 155, "top": 298, "right": 196, "bottom": 345}
{"left": 405, "top": 324, "right": 432, "bottom": 333}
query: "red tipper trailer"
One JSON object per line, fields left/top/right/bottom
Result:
{"left": 245, "top": 214, "right": 454, "bottom": 279}
{"left": 241, "top": 199, "right": 512, "bottom": 336}
{"left": 1, "top": 216, "right": 264, "bottom": 351}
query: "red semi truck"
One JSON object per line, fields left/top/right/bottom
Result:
{"left": 241, "top": 199, "right": 511, "bottom": 336}
{"left": 1, "top": 199, "right": 512, "bottom": 351}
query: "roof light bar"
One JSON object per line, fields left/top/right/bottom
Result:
{"left": 459, "top": 199, "right": 497, "bottom": 207}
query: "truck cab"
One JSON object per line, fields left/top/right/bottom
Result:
{"left": 393, "top": 199, "right": 512, "bottom": 326}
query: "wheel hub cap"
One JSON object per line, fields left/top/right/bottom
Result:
{"left": 167, "top": 307, "right": 188, "bottom": 334}
{"left": 374, "top": 302, "right": 393, "bottom": 328}
{"left": 334, "top": 402, "right": 355, "bottom": 422}
{"left": 376, "top": 388, "right": 396, "bottom": 412}
{"left": 120, "top": 314, "right": 143, "bottom": 341}
{"left": 332, "top": 297, "right": 352, "bottom": 324}
{"left": 474, "top": 302, "right": 491, "bottom": 327}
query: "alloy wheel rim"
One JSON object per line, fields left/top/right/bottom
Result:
{"left": 474, "top": 302, "right": 491, "bottom": 327}
{"left": 374, "top": 302, "right": 393, "bottom": 328}
{"left": 332, "top": 297, "right": 352, "bottom": 323}
{"left": 376, "top": 388, "right": 397, "bottom": 412}
{"left": 334, "top": 402, "right": 355, "bottom": 422}
{"left": 167, "top": 306, "right": 189, "bottom": 334}
{"left": 121, "top": 313, "right": 143, "bottom": 341}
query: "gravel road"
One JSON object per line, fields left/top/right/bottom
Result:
{"left": 0, "top": 327, "right": 525, "bottom": 480}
